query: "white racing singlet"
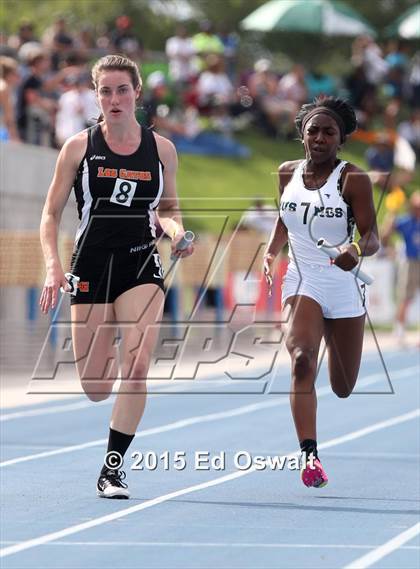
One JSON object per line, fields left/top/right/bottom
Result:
{"left": 280, "top": 160, "right": 355, "bottom": 268}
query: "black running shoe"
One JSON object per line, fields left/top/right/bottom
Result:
{"left": 97, "top": 469, "right": 130, "bottom": 499}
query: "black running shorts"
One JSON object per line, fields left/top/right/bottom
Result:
{"left": 69, "top": 241, "right": 164, "bottom": 305}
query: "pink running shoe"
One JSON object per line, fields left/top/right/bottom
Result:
{"left": 301, "top": 455, "right": 328, "bottom": 488}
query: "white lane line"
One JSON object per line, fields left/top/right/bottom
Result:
{"left": 0, "top": 399, "right": 101, "bottom": 422}
{"left": 343, "top": 522, "right": 420, "bottom": 569}
{"left": 2, "top": 348, "right": 414, "bottom": 421}
{"left": 1, "top": 377, "right": 276, "bottom": 422}
{"left": 322, "top": 451, "right": 420, "bottom": 459}
{"left": 1, "top": 541, "right": 419, "bottom": 550}
{"left": 0, "top": 408, "right": 418, "bottom": 559}
{"left": 0, "top": 399, "right": 284, "bottom": 468}
{"left": 1, "top": 365, "right": 417, "bottom": 468}
{"left": 318, "top": 409, "right": 420, "bottom": 452}
{"left": 1, "top": 375, "right": 289, "bottom": 422}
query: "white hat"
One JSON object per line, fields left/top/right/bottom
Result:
{"left": 254, "top": 58, "right": 271, "bottom": 73}
{"left": 18, "top": 41, "right": 44, "bottom": 64}
{"left": 146, "top": 71, "right": 166, "bottom": 89}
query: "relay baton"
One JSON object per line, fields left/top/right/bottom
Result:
{"left": 316, "top": 238, "right": 374, "bottom": 285}
{"left": 170, "top": 230, "right": 195, "bottom": 260}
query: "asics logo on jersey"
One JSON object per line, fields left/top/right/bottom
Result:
{"left": 90, "top": 155, "right": 106, "bottom": 160}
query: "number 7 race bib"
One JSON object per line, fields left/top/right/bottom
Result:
{"left": 110, "top": 178, "right": 137, "bottom": 207}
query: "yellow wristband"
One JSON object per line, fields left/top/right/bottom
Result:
{"left": 351, "top": 242, "right": 362, "bottom": 256}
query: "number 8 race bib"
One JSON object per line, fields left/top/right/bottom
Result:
{"left": 110, "top": 178, "right": 137, "bottom": 207}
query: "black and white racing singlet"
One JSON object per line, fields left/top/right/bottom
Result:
{"left": 280, "top": 160, "right": 355, "bottom": 267}
{"left": 73, "top": 124, "right": 164, "bottom": 250}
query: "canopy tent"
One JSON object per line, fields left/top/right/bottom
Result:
{"left": 385, "top": 5, "right": 420, "bottom": 39}
{"left": 240, "top": 0, "right": 376, "bottom": 37}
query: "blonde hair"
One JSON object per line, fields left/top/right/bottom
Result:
{"left": 91, "top": 54, "right": 142, "bottom": 91}
{"left": 0, "top": 56, "right": 18, "bottom": 80}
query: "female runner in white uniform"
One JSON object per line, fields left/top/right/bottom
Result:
{"left": 264, "top": 97, "right": 379, "bottom": 488}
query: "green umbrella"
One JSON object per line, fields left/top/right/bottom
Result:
{"left": 385, "top": 5, "right": 420, "bottom": 39}
{"left": 241, "top": 0, "right": 376, "bottom": 36}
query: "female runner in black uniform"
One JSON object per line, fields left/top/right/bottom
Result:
{"left": 40, "top": 55, "right": 193, "bottom": 499}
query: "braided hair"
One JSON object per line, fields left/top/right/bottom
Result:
{"left": 295, "top": 96, "right": 357, "bottom": 143}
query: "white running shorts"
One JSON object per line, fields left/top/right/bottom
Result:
{"left": 281, "top": 262, "right": 368, "bottom": 319}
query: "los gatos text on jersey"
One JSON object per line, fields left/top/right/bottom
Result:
{"left": 97, "top": 167, "right": 152, "bottom": 181}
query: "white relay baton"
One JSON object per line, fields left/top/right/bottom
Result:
{"left": 60, "top": 272, "right": 80, "bottom": 296}
{"left": 170, "top": 230, "right": 195, "bottom": 260}
{"left": 316, "top": 238, "right": 374, "bottom": 285}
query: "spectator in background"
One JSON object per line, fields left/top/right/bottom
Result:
{"left": 74, "top": 25, "right": 97, "bottom": 54}
{"left": 196, "top": 54, "right": 234, "bottom": 131}
{"left": 0, "top": 56, "right": 21, "bottom": 142}
{"left": 365, "top": 132, "right": 394, "bottom": 175}
{"left": 382, "top": 191, "right": 420, "bottom": 345}
{"left": 242, "top": 198, "right": 278, "bottom": 235}
{"left": 278, "top": 64, "right": 307, "bottom": 107}
{"left": 110, "top": 15, "right": 143, "bottom": 59}
{"left": 192, "top": 20, "right": 224, "bottom": 72}
{"left": 165, "top": 25, "right": 196, "bottom": 91}
{"left": 345, "top": 65, "right": 377, "bottom": 128}
{"left": 16, "top": 50, "right": 74, "bottom": 146}
{"left": 398, "top": 109, "right": 420, "bottom": 160}
{"left": 142, "top": 71, "right": 186, "bottom": 136}
{"left": 277, "top": 64, "right": 308, "bottom": 137}
{"left": 55, "top": 72, "right": 98, "bottom": 147}
{"left": 407, "top": 51, "right": 420, "bottom": 109}
{"left": 95, "top": 25, "right": 112, "bottom": 53}
{"left": 7, "top": 20, "right": 37, "bottom": 51}
{"left": 218, "top": 25, "right": 239, "bottom": 82}
{"left": 385, "top": 40, "right": 409, "bottom": 71}
{"left": 248, "top": 59, "right": 296, "bottom": 138}
{"left": 346, "top": 65, "right": 370, "bottom": 108}
{"left": 42, "top": 16, "right": 75, "bottom": 71}
{"left": 16, "top": 51, "right": 55, "bottom": 145}
{"left": 17, "top": 41, "right": 44, "bottom": 78}
{"left": 352, "top": 35, "right": 389, "bottom": 86}
{"left": 143, "top": 71, "right": 249, "bottom": 159}
{"left": 384, "top": 65, "right": 405, "bottom": 100}
{"left": 51, "top": 17, "right": 75, "bottom": 71}
{"left": 305, "top": 68, "right": 337, "bottom": 101}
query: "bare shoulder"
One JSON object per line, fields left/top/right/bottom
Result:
{"left": 60, "top": 130, "right": 88, "bottom": 167}
{"left": 153, "top": 132, "right": 177, "bottom": 168}
{"left": 278, "top": 159, "right": 303, "bottom": 174}
{"left": 278, "top": 159, "right": 302, "bottom": 193}
{"left": 341, "top": 161, "right": 371, "bottom": 188}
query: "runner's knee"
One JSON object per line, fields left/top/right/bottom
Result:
{"left": 81, "top": 383, "right": 112, "bottom": 402}
{"left": 287, "top": 343, "right": 317, "bottom": 380}
{"left": 330, "top": 376, "right": 354, "bottom": 398}
{"left": 330, "top": 369, "right": 357, "bottom": 399}
{"left": 121, "top": 357, "right": 149, "bottom": 390}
